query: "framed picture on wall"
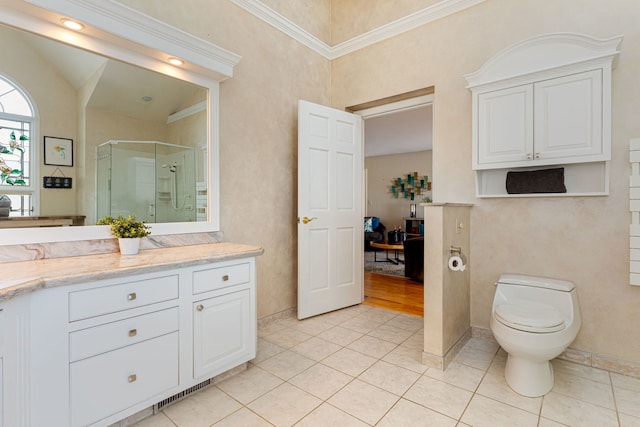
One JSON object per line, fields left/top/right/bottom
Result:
{"left": 44, "top": 136, "right": 73, "bottom": 167}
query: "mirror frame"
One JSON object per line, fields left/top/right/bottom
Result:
{"left": 0, "top": 0, "right": 241, "bottom": 245}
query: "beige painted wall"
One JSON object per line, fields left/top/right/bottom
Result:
{"left": 261, "top": 0, "right": 331, "bottom": 44}
{"left": 120, "top": 0, "right": 331, "bottom": 319}
{"left": 114, "top": 0, "right": 640, "bottom": 363}
{"left": 365, "top": 150, "right": 432, "bottom": 230}
{"left": 332, "top": 0, "right": 640, "bottom": 362}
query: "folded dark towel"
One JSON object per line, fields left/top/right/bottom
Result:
{"left": 506, "top": 168, "right": 566, "bottom": 194}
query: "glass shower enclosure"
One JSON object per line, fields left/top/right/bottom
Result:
{"left": 96, "top": 140, "right": 197, "bottom": 223}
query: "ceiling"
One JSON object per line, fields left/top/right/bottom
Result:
{"left": 364, "top": 104, "right": 432, "bottom": 157}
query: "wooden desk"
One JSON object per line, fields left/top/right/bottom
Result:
{"left": 370, "top": 241, "right": 404, "bottom": 264}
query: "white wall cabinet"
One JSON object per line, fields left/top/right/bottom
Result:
{"left": 466, "top": 33, "right": 622, "bottom": 197}
{"left": 24, "top": 256, "right": 257, "bottom": 427}
{"left": 477, "top": 69, "right": 603, "bottom": 169}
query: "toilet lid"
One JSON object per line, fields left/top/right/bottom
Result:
{"left": 495, "top": 302, "right": 566, "bottom": 333}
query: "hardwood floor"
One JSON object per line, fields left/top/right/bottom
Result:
{"left": 363, "top": 271, "right": 424, "bottom": 317}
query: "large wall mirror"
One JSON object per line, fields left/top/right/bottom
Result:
{"left": 0, "top": 0, "right": 240, "bottom": 245}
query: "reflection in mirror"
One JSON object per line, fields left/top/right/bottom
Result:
{"left": 0, "top": 22, "right": 208, "bottom": 226}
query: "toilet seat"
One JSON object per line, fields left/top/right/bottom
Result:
{"left": 495, "top": 302, "right": 565, "bottom": 333}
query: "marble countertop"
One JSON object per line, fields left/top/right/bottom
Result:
{"left": 0, "top": 242, "right": 264, "bottom": 302}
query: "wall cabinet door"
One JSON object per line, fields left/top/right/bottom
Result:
{"left": 534, "top": 69, "right": 602, "bottom": 161}
{"left": 193, "top": 289, "right": 254, "bottom": 379}
{"left": 475, "top": 69, "right": 604, "bottom": 169}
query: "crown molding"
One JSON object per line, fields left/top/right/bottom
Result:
{"left": 23, "top": 0, "right": 242, "bottom": 80}
{"left": 230, "top": 0, "right": 486, "bottom": 60}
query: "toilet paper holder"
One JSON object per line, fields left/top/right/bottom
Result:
{"left": 449, "top": 245, "right": 461, "bottom": 254}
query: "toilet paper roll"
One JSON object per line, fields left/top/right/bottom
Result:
{"left": 448, "top": 254, "right": 467, "bottom": 272}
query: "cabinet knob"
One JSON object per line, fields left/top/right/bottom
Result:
{"left": 128, "top": 374, "right": 137, "bottom": 383}
{"left": 535, "top": 153, "right": 541, "bottom": 159}
{"left": 128, "top": 329, "right": 137, "bottom": 337}
{"left": 196, "top": 304, "right": 204, "bottom": 312}
{"left": 222, "top": 274, "right": 229, "bottom": 282}
{"left": 127, "top": 292, "right": 137, "bottom": 301}
{"left": 526, "top": 153, "right": 533, "bottom": 160}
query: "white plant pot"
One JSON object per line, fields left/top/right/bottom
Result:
{"left": 118, "top": 237, "right": 141, "bottom": 255}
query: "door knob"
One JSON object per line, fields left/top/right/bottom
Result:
{"left": 300, "top": 216, "right": 317, "bottom": 224}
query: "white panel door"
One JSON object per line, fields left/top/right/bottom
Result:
{"left": 534, "top": 69, "right": 602, "bottom": 160}
{"left": 298, "top": 100, "right": 363, "bottom": 320}
{"left": 476, "top": 84, "right": 534, "bottom": 167}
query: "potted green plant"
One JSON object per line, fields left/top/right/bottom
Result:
{"left": 97, "top": 214, "right": 151, "bottom": 255}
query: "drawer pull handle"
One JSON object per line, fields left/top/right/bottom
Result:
{"left": 222, "top": 275, "right": 229, "bottom": 281}
{"left": 129, "top": 329, "right": 137, "bottom": 337}
{"left": 196, "top": 304, "right": 204, "bottom": 312}
{"left": 127, "top": 292, "right": 137, "bottom": 301}
{"left": 128, "top": 374, "right": 137, "bottom": 383}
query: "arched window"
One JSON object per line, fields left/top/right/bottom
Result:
{"left": 0, "top": 75, "right": 35, "bottom": 216}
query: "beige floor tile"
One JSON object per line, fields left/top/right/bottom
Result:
{"left": 404, "top": 376, "right": 473, "bottom": 419}
{"left": 552, "top": 371, "right": 616, "bottom": 409}
{"left": 425, "top": 360, "right": 486, "bottom": 392}
{"left": 212, "top": 408, "right": 273, "bottom": 426}
{"left": 384, "top": 313, "right": 424, "bottom": 332}
{"left": 537, "top": 417, "right": 570, "bottom": 427}
{"left": 257, "top": 322, "right": 288, "bottom": 338}
{"left": 322, "top": 347, "right": 378, "bottom": 377}
{"left": 382, "top": 345, "right": 428, "bottom": 374}
{"left": 291, "top": 336, "right": 342, "bottom": 361}
{"left": 487, "top": 353, "right": 507, "bottom": 376}
{"left": 248, "top": 383, "right": 322, "bottom": 427}
{"left": 358, "top": 360, "right": 421, "bottom": 396}
{"left": 216, "top": 365, "right": 283, "bottom": 404}
{"left": 551, "top": 359, "right": 611, "bottom": 384}
{"left": 162, "top": 386, "right": 242, "bottom": 427}
{"left": 615, "top": 386, "right": 640, "bottom": 418}
{"left": 453, "top": 345, "right": 496, "bottom": 370}
{"left": 399, "top": 330, "right": 424, "bottom": 350}
{"left": 294, "top": 402, "right": 369, "bottom": 427}
{"left": 347, "top": 334, "right": 397, "bottom": 359}
{"left": 328, "top": 379, "right": 399, "bottom": 425}
{"left": 358, "top": 307, "right": 398, "bottom": 323}
{"left": 339, "top": 315, "right": 383, "bottom": 334}
{"left": 317, "top": 307, "right": 361, "bottom": 324}
{"left": 619, "top": 413, "right": 640, "bottom": 427}
{"left": 290, "top": 317, "right": 335, "bottom": 336}
{"left": 289, "top": 363, "right": 353, "bottom": 400}
{"left": 541, "top": 391, "right": 619, "bottom": 427}
{"left": 317, "top": 325, "right": 363, "bottom": 347}
{"left": 612, "top": 372, "right": 640, "bottom": 392}
{"left": 366, "top": 323, "right": 414, "bottom": 344}
{"left": 476, "top": 370, "right": 542, "bottom": 414}
{"left": 257, "top": 349, "right": 316, "bottom": 380}
{"left": 377, "top": 398, "right": 457, "bottom": 427}
{"left": 262, "top": 328, "right": 313, "bottom": 349}
{"left": 460, "top": 394, "right": 538, "bottom": 427}
{"left": 131, "top": 412, "right": 175, "bottom": 427}
{"left": 463, "top": 337, "right": 500, "bottom": 354}
{"left": 252, "top": 338, "right": 286, "bottom": 364}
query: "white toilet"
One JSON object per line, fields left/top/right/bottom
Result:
{"left": 490, "top": 274, "right": 581, "bottom": 397}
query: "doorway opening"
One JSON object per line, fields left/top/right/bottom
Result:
{"left": 348, "top": 88, "right": 434, "bottom": 317}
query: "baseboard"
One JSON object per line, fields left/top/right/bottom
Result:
{"left": 472, "top": 326, "right": 640, "bottom": 379}
{"left": 422, "top": 327, "right": 472, "bottom": 370}
{"left": 257, "top": 307, "right": 297, "bottom": 329}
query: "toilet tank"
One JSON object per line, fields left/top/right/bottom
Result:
{"left": 493, "top": 274, "right": 578, "bottom": 321}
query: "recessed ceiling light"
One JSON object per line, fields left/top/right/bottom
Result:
{"left": 61, "top": 18, "right": 85, "bottom": 31}
{"left": 168, "top": 57, "right": 184, "bottom": 66}
{"left": 141, "top": 96, "right": 153, "bottom": 102}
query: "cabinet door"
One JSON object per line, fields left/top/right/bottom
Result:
{"left": 193, "top": 289, "right": 255, "bottom": 379}
{"left": 477, "top": 84, "right": 534, "bottom": 167}
{"left": 534, "top": 69, "right": 603, "bottom": 161}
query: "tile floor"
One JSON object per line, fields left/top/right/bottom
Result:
{"left": 135, "top": 304, "right": 640, "bottom": 426}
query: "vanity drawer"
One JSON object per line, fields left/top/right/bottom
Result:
{"left": 192, "top": 262, "right": 250, "bottom": 294}
{"left": 69, "top": 307, "right": 179, "bottom": 362}
{"left": 70, "top": 332, "right": 179, "bottom": 427}
{"left": 68, "top": 274, "right": 179, "bottom": 321}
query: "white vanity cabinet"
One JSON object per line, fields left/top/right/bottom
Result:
{"left": 192, "top": 261, "right": 255, "bottom": 379}
{"left": 476, "top": 69, "right": 604, "bottom": 169}
{"left": 26, "top": 254, "right": 257, "bottom": 427}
